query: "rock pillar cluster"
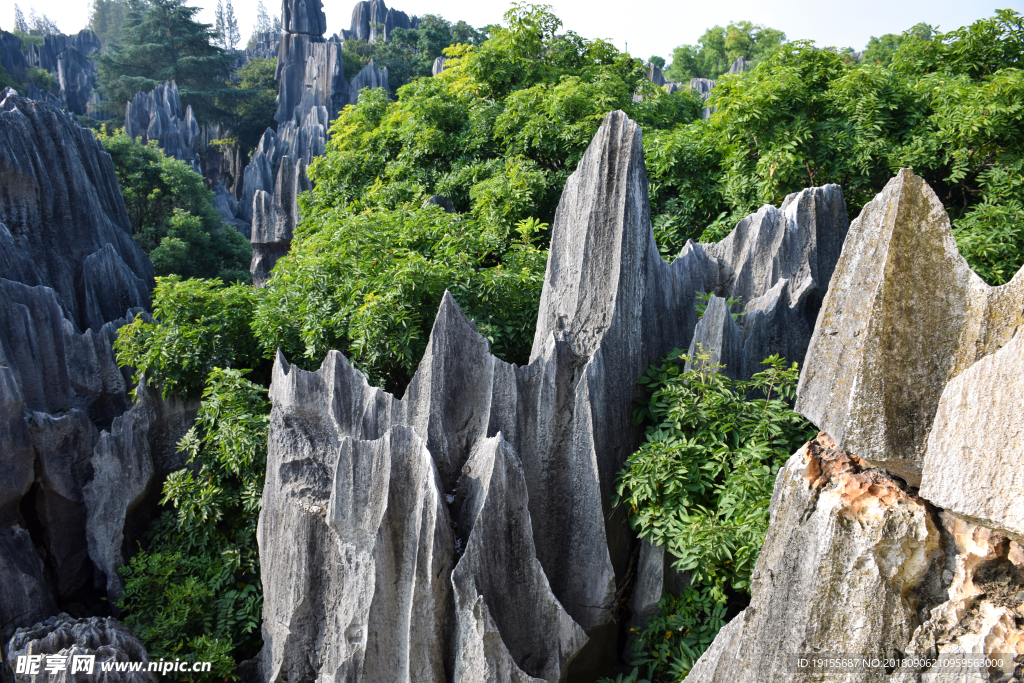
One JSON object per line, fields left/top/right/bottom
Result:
{"left": 256, "top": 110, "right": 850, "bottom": 681}
{"left": 0, "top": 92, "right": 196, "bottom": 648}
{"left": 124, "top": 82, "right": 201, "bottom": 170}
{"left": 685, "top": 170, "right": 1024, "bottom": 682}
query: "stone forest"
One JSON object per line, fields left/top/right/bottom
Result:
{"left": 1, "top": 0, "right": 1023, "bottom": 681}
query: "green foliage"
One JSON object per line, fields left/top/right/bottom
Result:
{"left": 649, "top": 11, "right": 1024, "bottom": 283}
{"left": 227, "top": 57, "right": 278, "bottom": 151}
{"left": 253, "top": 206, "right": 546, "bottom": 390}
{"left": 98, "top": 132, "right": 251, "bottom": 281}
{"left": 96, "top": 0, "right": 235, "bottom": 121}
{"left": 664, "top": 21, "right": 786, "bottom": 82}
{"left": 312, "top": 3, "right": 699, "bottom": 237}
{"left": 649, "top": 56, "right": 666, "bottom": 70}
{"left": 340, "top": 14, "right": 486, "bottom": 92}
{"left": 114, "top": 276, "right": 260, "bottom": 400}
{"left": 119, "top": 367, "right": 269, "bottom": 675}
{"left": 26, "top": 66, "right": 58, "bottom": 93}
{"left": 613, "top": 350, "right": 815, "bottom": 680}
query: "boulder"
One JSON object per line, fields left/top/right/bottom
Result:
{"left": 921, "top": 325, "right": 1024, "bottom": 542}
{"left": 6, "top": 614, "right": 156, "bottom": 682}
{"left": 0, "top": 91, "right": 153, "bottom": 332}
{"left": 124, "top": 82, "right": 200, "bottom": 169}
{"left": 257, "top": 110, "right": 851, "bottom": 681}
{"left": 795, "top": 169, "right": 1024, "bottom": 485}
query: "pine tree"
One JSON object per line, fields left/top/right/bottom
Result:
{"left": 224, "top": 0, "right": 240, "bottom": 49}
{"left": 215, "top": 0, "right": 226, "bottom": 49}
{"left": 97, "top": 0, "right": 235, "bottom": 120}
{"left": 13, "top": 5, "right": 28, "bottom": 32}
{"left": 89, "top": 0, "right": 131, "bottom": 46}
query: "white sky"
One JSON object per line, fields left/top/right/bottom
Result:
{"left": 6, "top": 0, "right": 1023, "bottom": 63}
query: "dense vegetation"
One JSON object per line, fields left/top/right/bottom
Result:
{"left": 104, "top": 4, "right": 1024, "bottom": 677}
{"left": 98, "top": 133, "right": 251, "bottom": 282}
{"left": 663, "top": 21, "right": 787, "bottom": 82}
{"left": 342, "top": 14, "right": 487, "bottom": 92}
{"left": 609, "top": 351, "right": 814, "bottom": 681}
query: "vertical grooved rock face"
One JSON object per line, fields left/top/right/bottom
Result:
{"left": 685, "top": 435, "right": 943, "bottom": 683}
{"left": 795, "top": 169, "right": 1024, "bottom": 485}
{"left": 0, "top": 92, "right": 152, "bottom": 333}
{"left": 250, "top": 156, "right": 311, "bottom": 287}
{"left": 259, "top": 111, "right": 852, "bottom": 681}
{"left": 124, "top": 82, "right": 200, "bottom": 170}
{"left": 921, "top": 326, "right": 1024, "bottom": 542}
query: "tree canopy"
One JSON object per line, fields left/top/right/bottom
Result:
{"left": 664, "top": 20, "right": 786, "bottom": 81}
{"left": 96, "top": 0, "right": 235, "bottom": 120}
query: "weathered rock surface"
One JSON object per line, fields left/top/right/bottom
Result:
{"left": 727, "top": 55, "right": 748, "bottom": 74}
{"left": 431, "top": 55, "right": 447, "bottom": 76}
{"left": 347, "top": 0, "right": 420, "bottom": 42}
{"left": 246, "top": 31, "right": 282, "bottom": 61}
{"left": 684, "top": 434, "right": 947, "bottom": 683}
{"left": 281, "top": 0, "right": 326, "bottom": 35}
{"left": 921, "top": 325, "right": 1024, "bottom": 542}
{"left": 84, "top": 383, "right": 198, "bottom": 604}
{"left": 0, "top": 91, "right": 153, "bottom": 332}
{"left": 0, "top": 31, "right": 28, "bottom": 83}
{"left": 124, "top": 82, "right": 200, "bottom": 169}
{"left": 258, "top": 110, "right": 850, "bottom": 681}
{"left": 240, "top": 128, "right": 284, "bottom": 223}
{"left": 250, "top": 156, "right": 310, "bottom": 286}
{"left": 0, "top": 94, "right": 195, "bottom": 652}
{"left": 795, "top": 169, "right": 1024, "bottom": 485}
{"left": 7, "top": 614, "right": 156, "bottom": 682}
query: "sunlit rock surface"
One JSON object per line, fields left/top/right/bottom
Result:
{"left": 257, "top": 110, "right": 850, "bottom": 681}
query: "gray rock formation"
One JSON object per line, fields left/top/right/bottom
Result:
{"left": 7, "top": 614, "right": 155, "bottom": 682}
{"left": 124, "top": 82, "right": 200, "bottom": 169}
{"left": 1, "top": 31, "right": 29, "bottom": 83}
{"left": 250, "top": 156, "right": 310, "bottom": 286}
{"left": 245, "top": 31, "right": 282, "bottom": 61}
{"left": 689, "top": 169, "right": 1024, "bottom": 683}
{"left": 349, "top": 59, "right": 389, "bottom": 98}
{"left": 684, "top": 434, "right": 948, "bottom": 683}
{"left": 347, "top": 0, "right": 420, "bottom": 42}
{"left": 257, "top": 110, "right": 850, "bottom": 681}
{"left": 282, "top": 0, "right": 326, "bottom": 36}
{"left": 795, "top": 169, "right": 1024, "bottom": 485}
{"left": 921, "top": 325, "right": 1024, "bottom": 542}
{"left": 647, "top": 63, "right": 666, "bottom": 87}
{"left": 0, "top": 91, "right": 152, "bottom": 334}
{"left": 0, "top": 94, "right": 194, "bottom": 650}
{"left": 240, "top": 128, "right": 284, "bottom": 223}
{"left": 21, "top": 31, "right": 103, "bottom": 119}
{"left": 84, "top": 383, "right": 198, "bottom": 604}
{"left": 422, "top": 195, "right": 455, "bottom": 213}
{"left": 727, "top": 55, "right": 747, "bottom": 74}
{"left": 431, "top": 55, "right": 447, "bottom": 76}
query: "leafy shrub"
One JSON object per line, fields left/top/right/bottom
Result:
{"left": 119, "top": 367, "right": 269, "bottom": 676}
{"left": 612, "top": 349, "right": 815, "bottom": 680}
{"left": 98, "top": 132, "right": 251, "bottom": 282}
{"left": 115, "top": 276, "right": 260, "bottom": 400}
{"left": 254, "top": 206, "right": 546, "bottom": 391}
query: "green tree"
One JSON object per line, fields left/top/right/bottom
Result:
{"left": 227, "top": 57, "right": 278, "bottom": 152}
{"left": 612, "top": 350, "right": 815, "bottom": 680}
{"left": 96, "top": 0, "right": 235, "bottom": 120}
{"left": 118, "top": 367, "right": 269, "bottom": 674}
{"left": 89, "top": 0, "right": 130, "bottom": 46}
{"left": 98, "top": 132, "right": 251, "bottom": 282}
{"left": 664, "top": 21, "right": 786, "bottom": 82}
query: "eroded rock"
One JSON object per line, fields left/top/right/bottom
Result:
{"left": 250, "top": 156, "right": 310, "bottom": 287}
{"left": 124, "top": 82, "right": 200, "bottom": 169}
{"left": 684, "top": 434, "right": 944, "bottom": 682}
{"left": 6, "top": 614, "right": 155, "bottom": 682}
{"left": 258, "top": 110, "right": 851, "bottom": 681}
{"left": 795, "top": 169, "right": 1024, "bottom": 485}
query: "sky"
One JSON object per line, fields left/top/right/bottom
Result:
{"left": 5, "top": 0, "right": 1022, "bottom": 63}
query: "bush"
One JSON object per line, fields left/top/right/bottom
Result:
{"left": 98, "top": 132, "right": 251, "bottom": 282}
{"left": 114, "top": 276, "right": 260, "bottom": 400}
{"left": 612, "top": 349, "right": 815, "bottom": 680}
{"left": 118, "top": 368, "right": 269, "bottom": 676}
{"left": 253, "top": 206, "right": 546, "bottom": 392}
